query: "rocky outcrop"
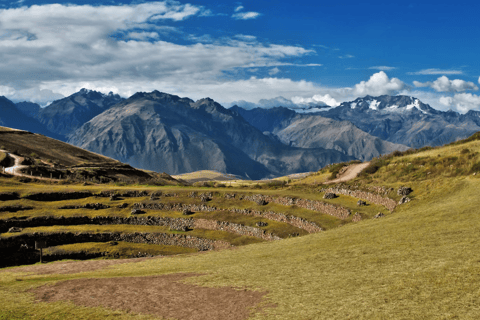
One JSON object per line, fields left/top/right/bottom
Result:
{"left": 397, "top": 186, "right": 413, "bottom": 196}
{"left": 398, "top": 196, "right": 411, "bottom": 205}
{"left": 323, "top": 193, "right": 337, "bottom": 199}
{"left": 357, "top": 200, "right": 367, "bottom": 206}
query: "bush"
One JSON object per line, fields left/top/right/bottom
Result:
{"left": 471, "top": 162, "right": 480, "bottom": 173}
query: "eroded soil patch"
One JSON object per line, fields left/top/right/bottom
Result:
{"left": 31, "top": 273, "right": 272, "bottom": 320}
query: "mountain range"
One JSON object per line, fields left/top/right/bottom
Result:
{"left": 1, "top": 89, "right": 479, "bottom": 178}
{"left": 68, "top": 91, "right": 352, "bottom": 179}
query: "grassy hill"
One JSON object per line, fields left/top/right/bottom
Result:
{"left": 0, "top": 126, "right": 179, "bottom": 185}
{"left": 1, "top": 133, "right": 480, "bottom": 319}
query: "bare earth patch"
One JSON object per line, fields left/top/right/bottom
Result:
{"left": 31, "top": 273, "right": 272, "bottom": 320}
{"left": 326, "top": 162, "right": 370, "bottom": 184}
{"left": 1, "top": 257, "right": 155, "bottom": 275}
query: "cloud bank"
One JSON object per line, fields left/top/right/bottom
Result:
{"left": 414, "top": 76, "right": 478, "bottom": 92}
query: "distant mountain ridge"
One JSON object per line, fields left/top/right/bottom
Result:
{"left": 34, "top": 88, "right": 124, "bottom": 139}
{"left": 68, "top": 91, "right": 354, "bottom": 179}
{"left": 319, "top": 95, "right": 480, "bottom": 147}
{"left": 0, "top": 96, "right": 62, "bottom": 139}
{"left": 231, "top": 106, "right": 409, "bottom": 161}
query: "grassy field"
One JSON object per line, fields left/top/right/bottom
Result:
{"left": 1, "top": 135, "right": 480, "bottom": 319}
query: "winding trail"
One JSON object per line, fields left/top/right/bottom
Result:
{"left": 1, "top": 149, "right": 60, "bottom": 181}
{"left": 325, "top": 162, "right": 370, "bottom": 184}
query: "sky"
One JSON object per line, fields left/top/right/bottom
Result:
{"left": 0, "top": 0, "right": 479, "bottom": 113}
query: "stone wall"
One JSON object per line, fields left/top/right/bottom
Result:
{"left": 0, "top": 231, "right": 231, "bottom": 251}
{"left": 229, "top": 208, "right": 322, "bottom": 233}
{"left": 322, "top": 187, "right": 397, "bottom": 212}
{"left": 243, "top": 194, "right": 351, "bottom": 220}
{"left": 0, "top": 215, "right": 277, "bottom": 241}
{"left": 134, "top": 201, "right": 322, "bottom": 233}
{"left": 133, "top": 202, "right": 217, "bottom": 212}
{"left": 193, "top": 219, "right": 281, "bottom": 241}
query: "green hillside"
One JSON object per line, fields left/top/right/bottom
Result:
{"left": 1, "top": 133, "right": 480, "bottom": 319}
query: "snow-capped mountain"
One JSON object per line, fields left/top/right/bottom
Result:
{"left": 342, "top": 95, "right": 438, "bottom": 115}
{"left": 320, "top": 95, "right": 480, "bottom": 148}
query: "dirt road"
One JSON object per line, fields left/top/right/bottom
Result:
{"left": 1, "top": 150, "right": 60, "bottom": 181}
{"left": 325, "top": 162, "right": 370, "bottom": 184}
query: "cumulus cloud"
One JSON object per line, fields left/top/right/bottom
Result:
{"left": 1, "top": 87, "right": 64, "bottom": 105}
{"left": 414, "top": 76, "right": 478, "bottom": 92}
{"left": 0, "top": 2, "right": 316, "bottom": 101}
{"left": 291, "top": 94, "right": 339, "bottom": 107}
{"left": 339, "top": 54, "right": 354, "bottom": 59}
{"left": 232, "top": 11, "right": 261, "bottom": 20}
{"left": 268, "top": 67, "right": 280, "bottom": 75}
{"left": 232, "top": 4, "right": 261, "bottom": 20}
{"left": 408, "top": 68, "right": 463, "bottom": 75}
{"left": 352, "top": 71, "right": 405, "bottom": 96}
{"left": 439, "top": 93, "right": 480, "bottom": 113}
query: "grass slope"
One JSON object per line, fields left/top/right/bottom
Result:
{"left": 1, "top": 136, "right": 480, "bottom": 319}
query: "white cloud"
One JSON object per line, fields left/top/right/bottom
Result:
{"left": 339, "top": 54, "right": 354, "bottom": 59}
{"left": 268, "top": 67, "right": 280, "bottom": 75}
{"left": 234, "top": 5, "right": 244, "bottom": 12}
{"left": 232, "top": 11, "right": 261, "bottom": 20}
{"left": 234, "top": 34, "right": 257, "bottom": 41}
{"left": 292, "top": 94, "right": 339, "bottom": 107}
{"left": 369, "top": 66, "right": 396, "bottom": 71}
{"left": 352, "top": 71, "right": 405, "bottom": 96}
{"left": 414, "top": 76, "right": 478, "bottom": 92}
{"left": 1, "top": 87, "right": 64, "bottom": 105}
{"left": 0, "top": 2, "right": 316, "bottom": 102}
{"left": 478, "top": 76, "right": 480, "bottom": 85}
{"left": 439, "top": 93, "right": 480, "bottom": 113}
{"left": 0, "top": 85, "right": 16, "bottom": 97}
{"left": 408, "top": 68, "right": 463, "bottom": 75}
{"left": 126, "top": 31, "right": 160, "bottom": 41}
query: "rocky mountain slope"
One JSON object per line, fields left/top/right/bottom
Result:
{"left": 231, "top": 106, "right": 409, "bottom": 161}
{"left": 35, "top": 89, "right": 124, "bottom": 139}
{"left": 0, "top": 97, "right": 61, "bottom": 139}
{"left": 320, "top": 95, "right": 480, "bottom": 147}
{"left": 69, "top": 91, "right": 353, "bottom": 179}
{"left": 15, "top": 101, "right": 41, "bottom": 118}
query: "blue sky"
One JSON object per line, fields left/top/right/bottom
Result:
{"left": 0, "top": 0, "right": 479, "bottom": 112}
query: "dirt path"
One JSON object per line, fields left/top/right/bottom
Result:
{"left": 325, "top": 162, "right": 370, "bottom": 184}
{"left": 0, "top": 149, "right": 60, "bottom": 181}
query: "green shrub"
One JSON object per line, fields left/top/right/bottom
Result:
{"left": 471, "top": 162, "right": 480, "bottom": 173}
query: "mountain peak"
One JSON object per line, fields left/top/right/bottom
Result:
{"left": 345, "top": 95, "right": 437, "bottom": 115}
